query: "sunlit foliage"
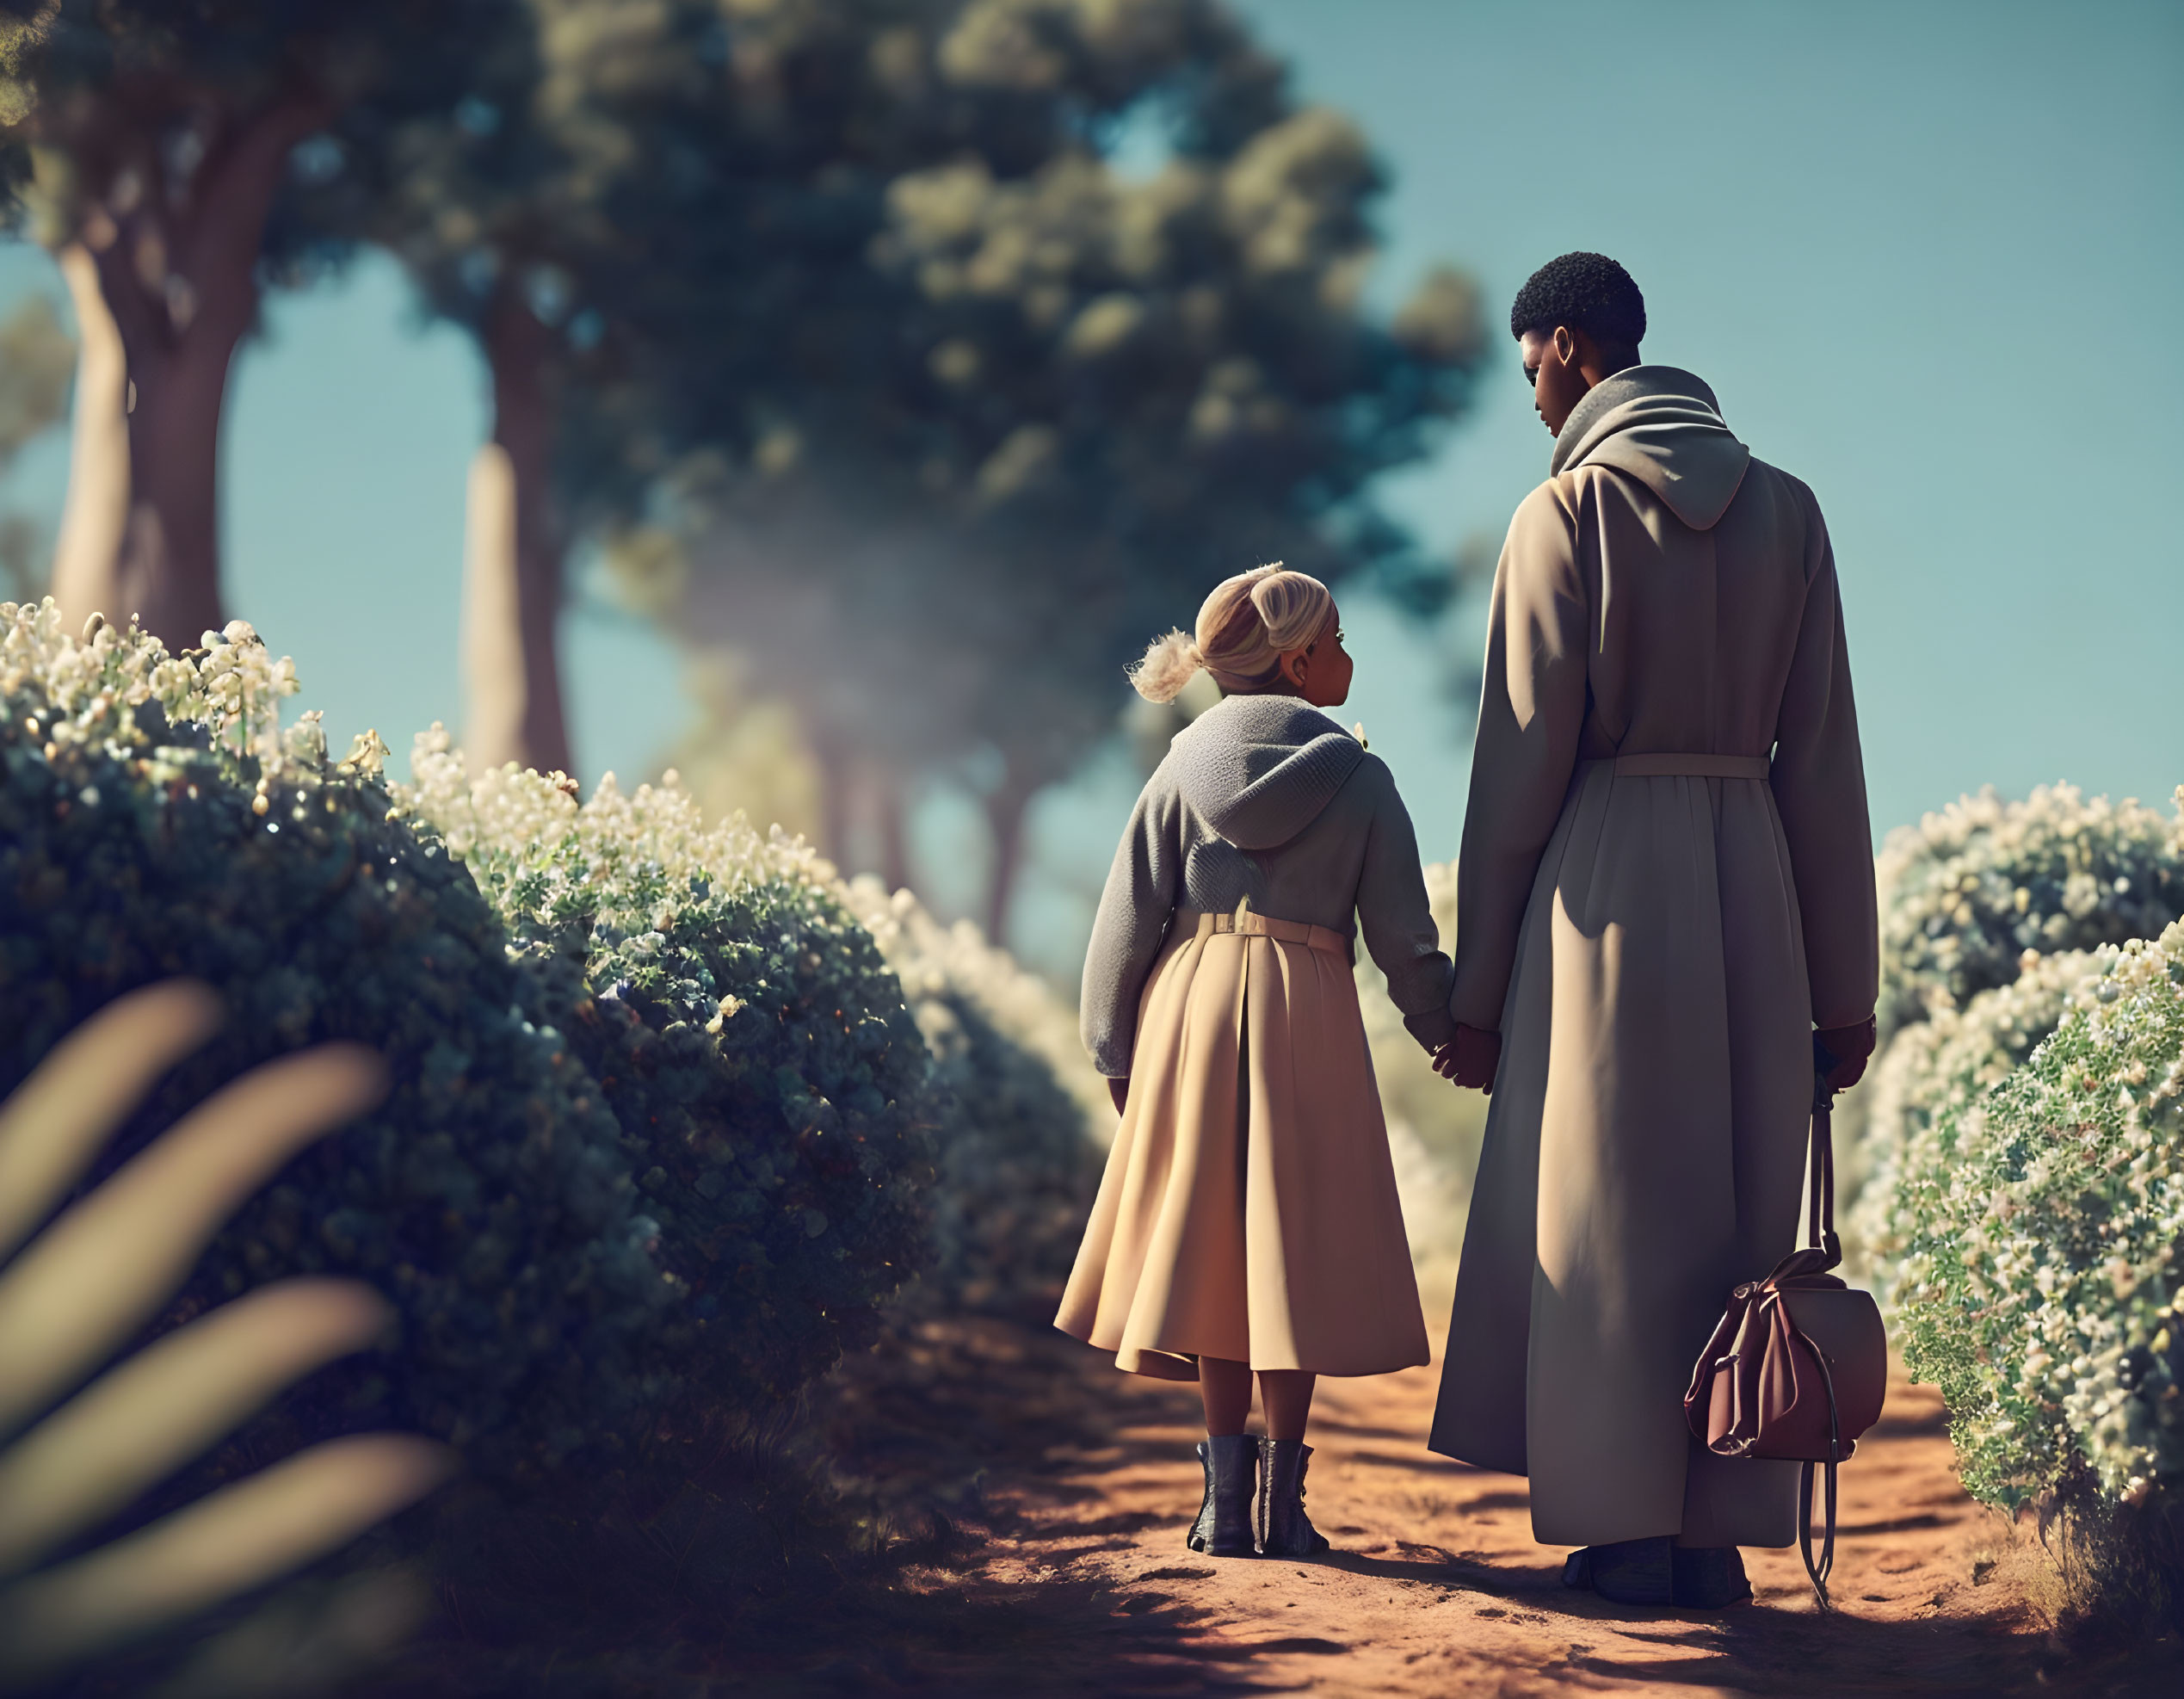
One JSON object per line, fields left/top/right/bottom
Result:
{"left": 0, "top": 600, "right": 672, "bottom": 1482}
{"left": 1873, "top": 784, "right": 2184, "bottom": 1044}
{"left": 395, "top": 732, "right": 937, "bottom": 1413}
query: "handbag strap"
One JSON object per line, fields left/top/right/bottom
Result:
{"left": 1807, "top": 1072, "right": 1842, "bottom": 1269}
{"left": 1798, "top": 1068, "right": 1851, "bottom": 1609}
{"left": 1785, "top": 1297, "right": 1849, "bottom": 1609}
{"left": 1798, "top": 1460, "right": 1840, "bottom": 1610}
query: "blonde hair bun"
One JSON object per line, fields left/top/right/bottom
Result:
{"left": 1129, "top": 628, "right": 1205, "bottom": 703}
{"left": 1126, "top": 562, "right": 1336, "bottom": 702}
{"left": 1247, "top": 566, "right": 1335, "bottom": 654}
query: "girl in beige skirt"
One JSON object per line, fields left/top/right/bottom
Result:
{"left": 1058, "top": 565, "right": 1457, "bottom": 1559}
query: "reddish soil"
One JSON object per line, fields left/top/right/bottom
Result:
{"left": 363, "top": 1311, "right": 2184, "bottom": 1696}
{"left": 804, "top": 1314, "right": 2184, "bottom": 1699}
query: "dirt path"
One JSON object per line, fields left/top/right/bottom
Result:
{"left": 811, "top": 1315, "right": 2184, "bottom": 1698}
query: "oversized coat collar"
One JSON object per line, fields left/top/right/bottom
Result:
{"left": 1550, "top": 365, "right": 1752, "bottom": 531}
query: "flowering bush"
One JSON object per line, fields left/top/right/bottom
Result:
{"left": 395, "top": 733, "right": 935, "bottom": 1418}
{"left": 842, "top": 878, "right": 1104, "bottom": 1309}
{"left": 0, "top": 602, "right": 669, "bottom": 1481}
{"left": 1847, "top": 948, "right": 2103, "bottom": 1296}
{"left": 1848, "top": 784, "right": 2184, "bottom": 1282}
{"left": 1873, "top": 785, "right": 2184, "bottom": 1043}
{"left": 1894, "top": 920, "right": 2184, "bottom": 1532}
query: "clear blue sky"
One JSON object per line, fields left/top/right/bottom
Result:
{"left": 2, "top": 0, "right": 2178, "bottom": 979}
{"left": 1236, "top": 0, "right": 2184, "bottom": 854}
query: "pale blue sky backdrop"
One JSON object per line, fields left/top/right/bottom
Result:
{"left": 2, "top": 0, "right": 2178, "bottom": 978}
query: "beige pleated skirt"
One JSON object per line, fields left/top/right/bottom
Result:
{"left": 1056, "top": 907, "right": 1430, "bottom": 1381}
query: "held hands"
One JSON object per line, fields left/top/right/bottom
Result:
{"left": 1814, "top": 1016, "right": 1878, "bottom": 1091}
{"left": 1116, "top": 1021, "right": 1859, "bottom": 1104}
{"left": 1431, "top": 1022, "right": 1502, "bottom": 1095}
{"left": 1427, "top": 1020, "right": 1873, "bottom": 1095}
{"left": 1424, "top": 1019, "right": 1873, "bottom": 1097}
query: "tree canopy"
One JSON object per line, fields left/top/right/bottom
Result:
{"left": 1, "top": 0, "right": 1485, "bottom": 939}
{"left": 0, "top": 0, "right": 526, "bottom": 644}
{"left": 616, "top": 6, "right": 1485, "bottom": 934}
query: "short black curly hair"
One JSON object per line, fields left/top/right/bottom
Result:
{"left": 1508, "top": 252, "right": 1646, "bottom": 352}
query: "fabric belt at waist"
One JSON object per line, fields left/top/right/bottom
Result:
{"left": 1589, "top": 752, "right": 1771, "bottom": 781}
{"left": 1171, "top": 906, "right": 1353, "bottom": 961}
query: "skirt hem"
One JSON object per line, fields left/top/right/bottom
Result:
{"left": 1057, "top": 1323, "right": 1428, "bottom": 1382}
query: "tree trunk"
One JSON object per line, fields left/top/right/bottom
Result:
{"left": 811, "top": 732, "right": 854, "bottom": 871}
{"left": 983, "top": 772, "right": 1036, "bottom": 950}
{"left": 47, "top": 244, "right": 131, "bottom": 631}
{"left": 874, "top": 767, "right": 912, "bottom": 895}
{"left": 67, "top": 96, "right": 326, "bottom": 646}
{"left": 460, "top": 442, "right": 527, "bottom": 768}
{"left": 460, "top": 289, "right": 572, "bottom": 777}
{"left": 115, "top": 321, "right": 231, "bottom": 643}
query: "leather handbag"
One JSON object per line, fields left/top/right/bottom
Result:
{"left": 1683, "top": 1074, "right": 1888, "bottom": 1608}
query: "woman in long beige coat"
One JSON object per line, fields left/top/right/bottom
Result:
{"left": 1059, "top": 565, "right": 1454, "bottom": 1562}
{"left": 1428, "top": 255, "right": 1879, "bottom": 1610}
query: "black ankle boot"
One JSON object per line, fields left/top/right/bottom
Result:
{"left": 1187, "top": 1434, "right": 1259, "bottom": 1557}
{"left": 1671, "top": 1544, "right": 1752, "bottom": 1609}
{"left": 1561, "top": 1535, "right": 1674, "bottom": 1605}
{"left": 1257, "top": 1437, "right": 1330, "bottom": 1558}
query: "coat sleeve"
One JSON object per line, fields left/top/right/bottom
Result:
{"left": 1770, "top": 497, "right": 1878, "bottom": 1030}
{"left": 1079, "top": 773, "right": 1182, "bottom": 1077}
{"left": 1354, "top": 758, "right": 1458, "bottom": 1053}
{"left": 1447, "top": 481, "right": 1592, "bottom": 1032}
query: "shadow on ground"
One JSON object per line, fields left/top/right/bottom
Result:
{"left": 340, "top": 1304, "right": 1286, "bottom": 1697}
{"left": 332, "top": 1308, "right": 2184, "bottom": 1698}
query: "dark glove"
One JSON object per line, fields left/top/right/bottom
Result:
{"left": 1431, "top": 1022, "right": 1502, "bottom": 1095}
{"left": 1107, "top": 1076, "right": 1130, "bottom": 1116}
{"left": 1814, "top": 1016, "right": 1878, "bottom": 1091}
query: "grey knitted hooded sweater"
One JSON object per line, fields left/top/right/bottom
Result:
{"left": 1079, "top": 692, "right": 1458, "bottom": 1078}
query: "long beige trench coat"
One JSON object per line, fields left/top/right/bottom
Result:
{"left": 1427, "top": 367, "right": 1878, "bottom": 1549}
